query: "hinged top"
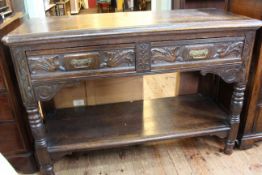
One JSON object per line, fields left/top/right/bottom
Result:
{"left": 2, "top": 8, "right": 262, "bottom": 45}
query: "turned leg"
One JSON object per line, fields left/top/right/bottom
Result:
{"left": 27, "top": 106, "right": 54, "bottom": 175}
{"left": 224, "top": 83, "right": 246, "bottom": 154}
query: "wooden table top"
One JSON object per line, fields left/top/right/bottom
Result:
{"left": 3, "top": 9, "right": 262, "bottom": 45}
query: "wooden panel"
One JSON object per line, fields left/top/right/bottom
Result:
{"left": 54, "top": 82, "right": 87, "bottom": 108}
{"left": 255, "top": 106, "right": 262, "bottom": 132}
{"left": 217, "top": 79, "right": 233, "bottom": 111}
{"left": 143, "top": 73, "right": 179, "bottom": 100}
{"left": 183, "top": 0, "right": 225, "bottom": 9}
{"left": 0, "top": 123, "right": 24, "bottom": 154}
{"left": 226, "top": 0, "right": 262, "bottom": 149}
{"left": 86, "top": 76, "right": 143, "bottom": 106}
{"left": 178, "top": 72, "right": 199, "bottom": 95}
{"left": 229, "top": 0, "right": 262, "bottom": 19}
{"left": 258, "top": 82, "right": 262, "bottom": 105}
{"left": 54, "top": 73, "right": 179, "bottom": 107}
{"left": 0, "top": 73, "right": 5, "bottom": 91}
{"left": 0, "top": 94, "right": 13, "bottom": 121}
{"left": 7, "top": 152, "right": 37, "bottom": 174}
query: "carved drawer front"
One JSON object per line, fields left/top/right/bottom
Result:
{"left": 0, "top": 95, "right": 14, "bottom": 121}
{"left": 151, "top": 37, "right": 244, "bottom": 68}
{"left": 27, "top": 47, "right": 135, "bottom": 76}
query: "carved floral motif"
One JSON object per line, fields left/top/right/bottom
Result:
{"left": 151, "top": 47, "right": 182, "bottom": 64}
{"left": 214, "top": 42, "right": 243, "bottom": 58}
{"left": 136, "top": 43, "right": 151, "bottom": 72}
{"left": 28, "top": 49, "right": 135, "bottom": 74}
{"left": 151, "top": 41, "right": 244, "bottom": 65}
{"left": 200, "top": 66, "right": 245, "bottom": 84}
{"left": 100, "top": 49, "right": 135, "bottom": 68}
{"left": 12, "top": 48, "right": 36, "bottom": 107}
{"left": 34, "top": 84, "right": 64, "bottom": 101}
{"left": 28, "top": 55, "right": 65, "bottom": 74}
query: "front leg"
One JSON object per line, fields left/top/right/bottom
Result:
{"left": 224, "top": 83, "right": 246, "bottom": 154}
{"left": 10, "top": 47, "right": 55, "bottom": 174}
{"left": 27, "top": 106, "right": 55, "bottom": 175}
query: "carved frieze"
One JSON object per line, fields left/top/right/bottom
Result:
{"left": 100, "top": 49, "right": 135, "bottom": 68}
{"left": 28, "top": 49, "right": 135, "bottom": 74}
{"left": 200, "top": 66, "right": 245, "bottom": 84}
{"left": 151, "top": 47, "right": 183, "bottom": 64}
{"left": 136, "top": 43, "right": 151, "bottom": 72}
{"left": 200, "top": 33, "right": 255, "bottom": 85}
{"left": 11, "top": 48, "right": 36, "bottom": 107}
{"left": 214, "top": 42, "right": 243, "bottom": 58}
{"left": 34, "top": 84, "right": 64, "bottom": 101}
{"left": 28, "top": 55, "right": 65, "bottom": 74}
{"left": 151, "top": 41, "right": 244, "bottom": 65}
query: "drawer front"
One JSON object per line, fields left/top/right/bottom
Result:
{"left": 27, "top": 47, "right": 135, "bottom": 75}
{"left": 0, "top": 95, "right": 14, "bottom": 121}
{"left": 151, "top": 38, "right": 244, "bottom": 68}
{"left": 0, "top": 123, "right": 24, "bottom": 153}
{"left": 27, "top": 38, "right": 244, "bottom": 78}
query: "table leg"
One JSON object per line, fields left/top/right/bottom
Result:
{"left": 224, "top": 83, "right": 246, "bottom": 154}
{"left": 27, "top": 106, "right": 54, "bottom": 175}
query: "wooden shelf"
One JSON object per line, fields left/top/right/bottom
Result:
{"left": 46, "top": 94, "right": 230, "bottom": 153}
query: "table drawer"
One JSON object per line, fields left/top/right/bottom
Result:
{"left": 0, "top": 95, "right": 13, "bottom": 121}
{"left": 151, "top": 38, "right": 244, "bottom": 68}
{"left": 0, "top": 123, "right": 24, "bottom": 153}
{"left": 27, "top": 46, "right": 136, "bottom": 76}
{"left": 27, "top": 37, "right": 244, "bottom": 78}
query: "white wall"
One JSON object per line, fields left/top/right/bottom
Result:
{"left": 24, "top": 0, "right": 45, "bottom": 18}
{"left": 151, "top": 0, "right": 172, "bottom": 11}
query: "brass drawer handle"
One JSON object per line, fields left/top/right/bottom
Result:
{"left": 71, "top": 58, "right": 93, "bottom": 68}
{"left": 189, "top": 49, "right": 209, "bottom": 59}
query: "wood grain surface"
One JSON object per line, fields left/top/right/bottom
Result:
{"left": 3, "top": 9, "right": 262, "bottom": 45}
{"left": 47, "top": 94, "right": 229, "bottom": 153}
{"left": 54, "top": 73, "right": 179, "bottom": 108}
{"left": 24, "top": 137, "right": 262, "bottom": 175}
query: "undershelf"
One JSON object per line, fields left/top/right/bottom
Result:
{"left": 46, "top": 94, "right": 230, "bottom": 153}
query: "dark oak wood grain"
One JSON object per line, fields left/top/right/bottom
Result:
{"left": 3, "top": 9, "right": 261, "bottom": 175}
{"left": 0, "top": 13, "right": 37, "bottom": 173}
{"left": 173, "top": 0, "right": 226, "bottom": 9}
{"left": 226, "top": 0, "right": 262, "bottom": 149}
{"left": 2, "top": 9, "right": 261, "bottom": 45}
{"left": 46, "top": 94, "right": 230, "bottom": 154}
